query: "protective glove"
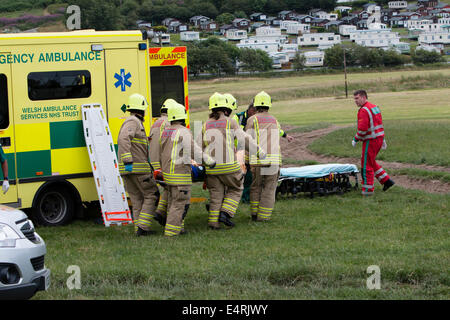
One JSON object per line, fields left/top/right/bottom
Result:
{"left": 124, "top": 163, "right": 133, "bottom": 172}
{"left": 352, "top": 140, "right": 357, "bottom": 147}
{"left": 2, "top": 180, "right": 9, "bottom": 194}
{"left": 382, "top": 139, "right": 387, "bottom": 150}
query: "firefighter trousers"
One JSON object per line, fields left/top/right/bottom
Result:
{"left": 206, "top": 171, "right": 244, "bottom": 228}
{"left": 250, "top": 165, "right": 280, "bottom": 221}
{"left": 361, "top": 137, "right": 391, "bottom": 195}
{"left": 122, "top": 173, "right": 159, "bottom": 231}
{"left": 165, "top": 185, "right": 191, "bottom": 237}
{"left": 156, "top": 186, "right": 168, "bottom": 216}
{"left": 155, "top": 186, "right": 186, "bottom": 232}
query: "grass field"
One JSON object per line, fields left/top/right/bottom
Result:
{"left": 309, "top": 120, "right": 450, "bottom": 166}
{"left": 190, "top": 88, "right": 450, "bottom": 125}
{"left": 188, "top": 68, "right": 450, "bottom": 110}
{"left": 36, "top": 185, "right": 449, "bottom": 300}
{"left": 33, "top": 68, "right": 450, "bottom": 300}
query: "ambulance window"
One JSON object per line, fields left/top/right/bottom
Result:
{"left": 0, "top": 74, "right": 9, "bottom": 129}
{"left": 150, "top": 66, "right": 184, "bottom": 118}
{"left": 28, "top": 70, "right": 91, "bottom": 101}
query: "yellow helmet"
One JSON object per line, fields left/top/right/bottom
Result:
{"left": 161, "top": 98, "right": 177, "bottom": 112}
{"left": 253, "top": 91, "right": 272, "bottom": 108}
{"left": 127, "top": 93, "right": 148, "bottom": 112}
{"left": 224, "top": 93, "right": 237, "bottom": 111}
{"left": 167, "top": 102, "right": 187, "bottom": 122}
{"left": 208, "top": 92, "right": 228, "bottom": 110}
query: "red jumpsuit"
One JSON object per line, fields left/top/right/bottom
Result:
{"left": 353, "top": 101, "right": 391, "bottom": 195}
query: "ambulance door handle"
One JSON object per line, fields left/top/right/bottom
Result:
{"left": 0, "top": 137, "right": 11, "bottom": 147}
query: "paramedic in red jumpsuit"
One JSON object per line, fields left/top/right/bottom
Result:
{"left": 352, "top": 90, "right": 395, "bottom": 196}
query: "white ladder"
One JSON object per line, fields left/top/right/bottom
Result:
{"left": 81, "top": 103, "right": 132, "bottom": 227}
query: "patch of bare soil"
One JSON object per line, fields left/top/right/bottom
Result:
{"left": 281, "top": 125, "right": 450, "bottom": 194}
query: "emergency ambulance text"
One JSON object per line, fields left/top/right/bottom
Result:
{"left": 0, "top": 51, "right": 102, "bottom": 65}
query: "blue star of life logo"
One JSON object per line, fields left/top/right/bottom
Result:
{"left": 114, "top": 69, "right": 132, "bottom": 92}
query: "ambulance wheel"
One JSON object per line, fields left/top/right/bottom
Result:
{"left": 33, "top": 185, "right": 75, "bottom": 226}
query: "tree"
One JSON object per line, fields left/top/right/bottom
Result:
{"left": 238, "top": 48, "right": 272, "bottom": 72}
{"left": 324, "top": 44, "right": 344, "bottom": 68}
{"left": 187, "top": 45, "right": 209, "bottom": 77}
{"left": 206, "top": 45, "right": 235, "bottom": 76}
{"left": 250, "top": 0, "right": 267, "bottom": 12}
{"left": 152, "top": 25, "right": 167, "bottom": 32}
{"left": 233, "top": 11, "right": 248, "bottom": 19}
{"left": 191, "top": 1, "right": 219, "bottom": 18}
{"left": 120, "top": 0, "right": 139, "bottom": 29}
{"left": 220, "top": 0, "right": 252, "bottom": 15}
{"left": 412, "top": 49, "right": 444, "bottom": 65}
{"left": 263, "top": 0, "right": 287, "bottom": 15}
{"left": 216, "top": 12, "right": 235, "bottom": 25}
{"left": 355, "top": 46, "right": 383, "bottom": 67}
{"left": 72, "top": 0, "right": 123, "bottom": 30}
{"left": 381, "top": 49, "right": 406, "bottom": 67}
{"left": 293, "top": 51, "right": 306, "bottom": 71}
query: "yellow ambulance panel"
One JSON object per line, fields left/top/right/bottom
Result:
{"left": 148, "top": 46, "right": 190, "bottom": 126}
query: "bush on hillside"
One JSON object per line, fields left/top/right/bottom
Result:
{"left": 412, "top": 49, "right": 444, "bottom": 65}
{"left": 324, "top": 44, "right": 407, "bottom": 69}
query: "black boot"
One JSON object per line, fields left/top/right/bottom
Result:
{"left": 251, "top": 215, "right": 257, "bottom": 222}
{"left": 219, "top": 211, "right": 235, "bottom": 227}
{"left": 153, "top": 213, "right": 166, "bottom": 226}
{"left": 383, "top": 179, "right": 395, "bottom": 192}
{"left": 136, "top": 227, "right": 155, "bottom": 237}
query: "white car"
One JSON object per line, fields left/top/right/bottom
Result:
{"left": 0, "top": 205, "right": 50, "bottom": 300}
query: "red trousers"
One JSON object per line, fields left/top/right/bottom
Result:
{"left": 361, "top": 137, "right": 390, "bottom": 195}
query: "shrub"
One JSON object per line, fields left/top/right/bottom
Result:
{"left": 412, "top": 49, "right": 444, "bottom": 65}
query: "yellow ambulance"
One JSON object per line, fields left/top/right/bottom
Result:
{"left": 0, "top": 30, "right": 189, "bottom": 226}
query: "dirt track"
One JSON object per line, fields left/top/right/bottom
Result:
{"left": 280, "top": 125, "right": 450, "bottom": 194}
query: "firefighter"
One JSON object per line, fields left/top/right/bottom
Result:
{"left": 118, "top": 93, "right": 159, "bottom": 236}
{"left": 245, "top": 91, "right": 283, "bottom": 222}
{"left": 149, "top": 98, "right": 176, "bottom": 227}
{"left": 203, "top": 92, "right": 264, "bottom": 229}
{"left": 224, "top": 93, "right": 239, "bottom": 124}
{"left": 352, "top": 90, "right": 395, "bottom": 196}
{"left": 159, "top": 102, "right": 215, "bottom": 237}
{"left": 236, "top": 103, "right": 256, "bottom": 129}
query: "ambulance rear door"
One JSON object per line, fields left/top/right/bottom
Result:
{"left": 148, "top": 47, "right": 189, "bottom": 125}
{"left": 104, "top": 46, "right": 150, "bottom": 139}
